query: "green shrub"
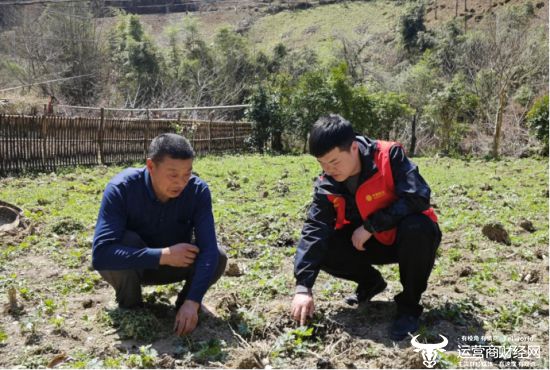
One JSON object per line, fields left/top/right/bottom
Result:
{"left": 526, "top": 95, "right": 549, "bottom": 155}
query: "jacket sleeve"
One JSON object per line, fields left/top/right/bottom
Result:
{"left": 294, "top": 190, "right": 335, "bottom": 290}
{"left": 92, "top": 183, "right": 162, "bottom": 270}
{"left": 364, "top": 145, "right": 431, "bottom": 233}
{"left": 185, "top": 185, "right": 219, "bottom": 303}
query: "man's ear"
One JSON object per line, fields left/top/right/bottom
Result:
{"left": 146, "top": 158, "right": 154, "bottom": 172}
{"left": 351, "top": 141, "right": 359, "bottom": 153}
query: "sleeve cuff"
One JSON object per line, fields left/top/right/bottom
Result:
{"left": 147, "top": 248, "right": 163, "bottom": 268}
{"left": 186, "top": 291, "right": 204, "bottom": 304}
{"left": 363, "top": 217, "right": 376, "bottom": 233}
{"left": 295, "top": 285, "right": 312, "bottom": 295}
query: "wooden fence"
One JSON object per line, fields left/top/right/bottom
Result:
{"left": 0, "top": 114, "right": 252, "bottom": 175}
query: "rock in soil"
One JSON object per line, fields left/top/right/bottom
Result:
{"left": 459, "top": 266, "right": 473, "bottom": 277}
{"left": 522, "top": 270, "right": 540, "bottom": 284}
{"left": 157, "top": 353, "right": 176, "bottom": 369}
{"left": 82, "top": 299, "right": 94, "bottom": 309}
{"left": 482, "top": 223, "right": 511, "bottom": 245}
{"left": 480, "top": 183, "right": 493, "bottom": 191}
{"left": 317, "top": 358, "right": 334, "bottom": 369}
{"left": 225, "top": 262, "right": 242, "bottom": 277}
{"left": 519, "top": 219, "right": 536, "bottom": 232}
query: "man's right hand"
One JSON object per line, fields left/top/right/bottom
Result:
{"left": 160, "top": 243, "right": 199, "bottom": 267}
{"left": 291, "top": 293, "right": 314, "bottom": 326}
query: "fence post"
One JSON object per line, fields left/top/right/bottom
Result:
{"left": 98, "top": 107, "right": 104, "bottom": 165}
{"left": 145, "top": 108, "right": 150, "bottom": 160}
{"left": 40, "top": 114, "right": 47, "bottom": 170}
{"left": 208, "top": 111, "right": 213, "bottom": 153}
{"left": 232, "top": 120, "right": 236, "bottom": 151}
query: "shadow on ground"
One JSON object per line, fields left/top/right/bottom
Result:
{"left": 327, "top": 299, "right": 486, "bottom": 351}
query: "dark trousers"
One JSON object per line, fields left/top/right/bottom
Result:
{"left": 320, "top": 213, "right": 441, "bottom": 317}
{"left": 98, "top": 231, "right": 227, "bottom": 308}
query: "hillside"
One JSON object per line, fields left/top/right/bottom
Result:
{"left": 115, "top": 0, "right": 548, "bottom": 60}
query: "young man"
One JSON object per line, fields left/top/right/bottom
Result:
{"left": 291, "top": 115, "right": 441, "bottom": 341}
{"left": 92, "top": 133, "right": 226, "bottom": 336}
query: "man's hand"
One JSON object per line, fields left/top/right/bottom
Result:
{"left": 174, "top": 300, "right": 200, "bottom": 336}
{"left": 291, "top": 293, "right": 314, "bottom": 326}
{"left": 160, "top": 243, "right": 199, "bottom": 267}
{"left": 351, "top": 226, "right": 372, "bottom": 251}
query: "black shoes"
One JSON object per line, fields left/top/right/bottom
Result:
{"left": 390, "top": 313, "right": 419, "bottom": 341}
{"left": 345, "top": 278, "right": 387, "bottom": 306}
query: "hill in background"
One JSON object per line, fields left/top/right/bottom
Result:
{"left": 108, "top": 0, "right": 548, "bottom": 62}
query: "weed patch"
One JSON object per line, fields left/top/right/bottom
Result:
{"left": 98, "top": 308, "right": 164, "bottom": 341}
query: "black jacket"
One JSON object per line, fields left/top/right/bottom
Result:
{"left": 294, "top": 136, "right": 433, "bottom": 290}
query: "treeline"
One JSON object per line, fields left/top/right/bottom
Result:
{"left": 0, "top": 1, "right": 547, "bottom": 156}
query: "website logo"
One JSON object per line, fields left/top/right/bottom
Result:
{"left": 411, "top": 334, "right": 448, "bottom": 368}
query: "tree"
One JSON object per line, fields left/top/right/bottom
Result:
{"left": 369, "top": 92, "right": 413, "bottom": 140}
{"left": 327, "top": 63, "right": 375, "bottom": 136}
{"left": 211, "top": 28, "right": 254, "bottom": 105}
{"left": 399, "top": 1, "right": 433, "bottom": 55}
{"left": 432, "top": 20, "right": 465, "bottom": 79}
{"left": 458, "top": 6, "right": 548, "bottom": 157}
{"left": 42, "top": 4, "right": 104, "bottom": 104}
{"left": 3, "top": 3, "right": 104, "bottom": 104}
{"left": 425, "top": 74, "right": 478, "bottom": 155}
{"left": 108, "top": 14, "right": 163, "bottom": 107}
{"left": 290, "top": 69, "right": 333, "bottom": 152}
{"left": 246, "top": 83, "right": 289, "bottom": 153}
{"left": 398, "top": 53, "right": 443, "bottom": 155}
{"left": 526, "top": 95, "right": 549, "bottom": 155}
{"left": 161, "top": 20, "right": 256, "bottom": 112}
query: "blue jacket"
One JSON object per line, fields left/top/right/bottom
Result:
{"left": 92, "top": 167, "right": 218, "bottom": 303}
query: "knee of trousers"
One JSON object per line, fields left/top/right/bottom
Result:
{"left": 396, "top": 214, "right": 439, "bottom": 248}
{"left": 98, "top": 269, "right": 141, "bottom": 289}
{"left": 211, "top": 245, "right": 228, "bottom": 284}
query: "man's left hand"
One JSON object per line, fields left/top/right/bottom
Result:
{"left": 351, "top": 226, "right": 372, "bottom": 251}
{"left": 174, "top": 300, "right": 200, "bottom": 336}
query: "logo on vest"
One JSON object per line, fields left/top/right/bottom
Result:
{"left": 366, "top": 191, "right": 385, "bottom": 202}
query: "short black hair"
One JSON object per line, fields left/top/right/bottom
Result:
{"left": 309, "top": 114, "right": 355, "bottom": 157}
{"left": 148, "top": 133, "right": 195, "bottom": 162}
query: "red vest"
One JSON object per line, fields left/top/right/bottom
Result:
{"left": 329, "top": 140, "right": 438, "bottom": 245}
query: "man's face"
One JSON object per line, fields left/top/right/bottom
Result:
{"left": 316, "top": 142, "right": 360, "bottom": 182}
{"left": 146, "top": 156, "right": 193, "bottom": 202}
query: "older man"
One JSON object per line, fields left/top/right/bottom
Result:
{"left": 93, "top": 133, "right": 226, "bottom": 335}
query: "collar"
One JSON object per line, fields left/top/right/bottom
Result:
{"left": 355, "top": 135, "right": 378, "bottom": 181}
{"left": 143, "top": 167, "right": 159, "bottom": 202}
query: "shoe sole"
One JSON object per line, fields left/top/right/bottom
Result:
{"left": 345, "top": 280, "right": 388, "bottom": 306}
{"left": 364, "top": 281, "right": 388, "bottom": 302}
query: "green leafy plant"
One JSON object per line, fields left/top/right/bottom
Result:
{"left": 126, "top": 345, "right": 158, "bottom": 369}
{"left": 98, "top": 308, "right": 162, "bottom": 341}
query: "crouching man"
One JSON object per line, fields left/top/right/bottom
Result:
{"left": 291, "top": 115, "right": 441, "bottom": 341}
{"left": 92, "top": 133, "right": 226, "bottom": 336}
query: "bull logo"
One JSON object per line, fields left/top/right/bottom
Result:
{"left": 410, "top": 334, "right": 448, "bottom": 368}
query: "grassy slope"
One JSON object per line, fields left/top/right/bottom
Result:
{"left": 0, "top": 155, "right": 548, "bottom": 368}
{"left": 247, "top": 1, "right": 402, "bottom": 62}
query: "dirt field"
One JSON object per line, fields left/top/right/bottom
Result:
{"left": 0, "top": 155, "right": 548, "bottom": 368}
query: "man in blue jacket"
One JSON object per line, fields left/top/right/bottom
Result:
{"left": 93, "top": 133, "right": 226, "bottom": 336}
